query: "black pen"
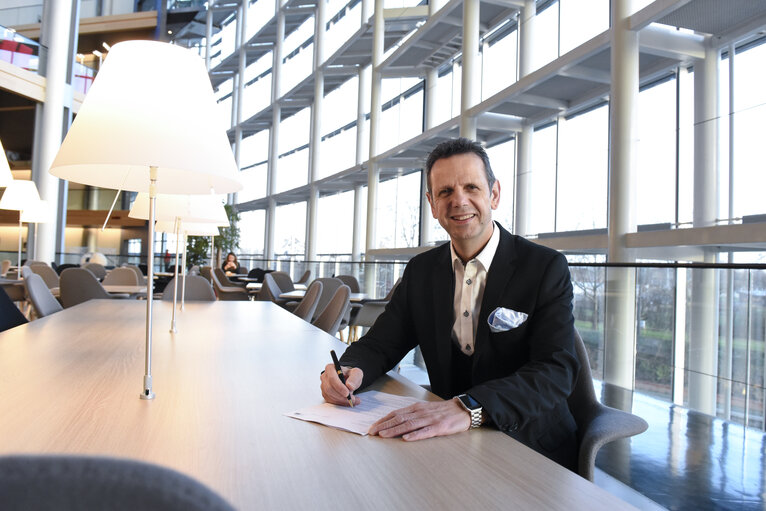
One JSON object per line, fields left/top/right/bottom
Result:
{"left": 330, "top": 349, "right": 354, "bottom": 407}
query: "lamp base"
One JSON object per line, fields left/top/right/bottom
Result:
{"left": 140, "top": 375, "right": 155, "bottom": 400}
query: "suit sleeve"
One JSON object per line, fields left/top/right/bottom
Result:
{"left": 338, "top": 264, "right": 419, "bottom": 390}
{"left": 468, "top": 252, "right": 579, "bottom": 433}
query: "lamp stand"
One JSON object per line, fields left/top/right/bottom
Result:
{"left": 141, "top": 166, "right": 158, "bottom": 400}
{"left": 16, "top": 214, "right": 22, "bottom": 279}
{"left": 170, "top": 216, "right": 180, "bottom": 333}
{"left": 181, "top": 233, "right": 187, "bottom": 311}
{"left": 210, "top": 235, "right": 214, "bottom": 267}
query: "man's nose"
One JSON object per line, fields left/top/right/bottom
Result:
{"left": 451, "top": 188, "right": 469, "bottom": 207}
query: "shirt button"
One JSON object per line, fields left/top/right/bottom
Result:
{"left": 466, "top": 279, "right": 472, "bottom": 285}
{"left": 463, "top": 310, "right": 469, "bottom": 317}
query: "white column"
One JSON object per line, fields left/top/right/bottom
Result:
{"left": 365, "top": 0, "right": 384, "bottom": 254}
{"left": 420, "top": 62, "right": 439, "bottom": 245}
{"left": 352, "top": 67, "right": 368, "bottom": 262}
{"left": 514, "top": 0, "right": 535, "bottom": 237}
{"left": 205, "top": 6, "right": 213, "bottom": 71}
{"left": 265, "top": 1, "right": 285, "bottom": 262}
{"left": 687, "top": 38, "right": 719, "bottom": 416}
{"left": 306, "top": 0, "right": 326, "bottom": 261}
{"left": 459, "top": 0, "right": 480, "bottom": 139}
{"left": 33, "top": 0, "right": 77, "bottom": 264}
{"left": 232, "top": 2, "right": 248, "bottom": 205}
{"left": 603, "top": 0, "right": 638, "bottom": 391}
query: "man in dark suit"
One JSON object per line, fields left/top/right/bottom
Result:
{"left": 320, "top": 138, "right": 579, "bottom": 470}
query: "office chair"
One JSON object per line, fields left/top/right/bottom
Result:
{"left": 292, "top": 280, "right": 323, "bottom": 322}
{"left": 103, "top": 267, "right": 140, "bottom": 286}
{"left": 59, "top": 268, "right": 113, "bottom": 308}
{"left": 23, "top": 271, "right": 63, "bottom": 318}
{"left": 312, "top": 285, "right": 351, "bottom": 337}
{"left": 161, "top": 275, "right": 216, "bottom": 302}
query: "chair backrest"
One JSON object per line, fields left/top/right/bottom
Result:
{"left": 1, "top": 259, "right": 11, "bottom": 276}
{"left": 83, "top": 262, "right": 107, "bottom": 280}
{"left": 54, "top": 263, "right": 78, "bottom": 275}
{"left": 213, "top": 267, "right": 237, "bottom": 287}
{"left": 336, "top": 275, "right": 360, "bottom": 293}
{"left": 269, "top": 271, "right": 295, "bottom": 293}
{"left": 312, "top": 285, "right": 351, "bottom": 336}
{"left": 23, "top": 272, "right": 63, "bottom": 318}
{"left": 103, "top": 267, "right": 140, "bottom": 286}
{"left": 292, "top": 280, "right": 323, "bottom": 321}
{"left": 566, "top": 329, "right": 598, "bottom": 428}
{"left": 0, "top": 455, "right": 235, "bottom": 511}
{"left": 29, "top": 263, "right": 59, "bottom": 289}
{"left": 161, "top": 275, "right": 216, "bottom": 302}
{"left": 0, "top": 286, "right": 28, "bottom": 332}
{"left": 295, "top": 269, "right": 311, "bottom": 284}
{"left": 60, "top": 268, "right": 111, "bottom": 308}
{"left": 311, "top": 278, "right": 345, "bottom": 322}
{"left": 20, "top": 266, "right": 33, "bottom": 279}
{"left": 189, "top": 265, "right": 200, "bottom": 276}
{"left": 199, "top": 266, "right": 212, "bottom": 282}
{"left": 256, "top": 273, "right": 282, "bottom": 302}
{"left": 124, "top": 264, "right": 147, "bottom": 285}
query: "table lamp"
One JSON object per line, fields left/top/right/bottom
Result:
{"left": 21, "top": 199, "right": 52, "bottom": 261}
{"left": 0, "top": 180, "right": 42, "bottom": 276}
{"left": 49, "top": 40, "right": 242, "bottom": 400}
{"left": 131, "top": 193, "right": 228, "bottom": 331}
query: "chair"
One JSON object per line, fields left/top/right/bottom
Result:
{"left": 568, "top": 329, "right": 648, "bottom": 481}
{"left": 23, "top": 271, "right": 63, "bottom": 318}
{"left": 255, "top": 273, "right": 286, "bottom": 304}
{"left": 312, "top": 285, "right": 350, "bottom": 337}
{"left": 199, "top": 266, "right": 213, "bottom": 283}
{"left": 209, "top": 268, "right": 249, "bottom": 301}
{"left": 59, "top": 268, "right": 113, "bottom": 308}
{"left": 0, "top": 286, "right": 28, "bottom": 332}
{"left": 269, "top": 271, "right": 295, "bottom": 293}
{"left": 0, "top": 454, "right": 235, "bottom": 511}
{"left": 83, "top": 262, "right": 107, "bottom": 280}
{"left": 103, "top": 267, "right": 140, "bottom": 286}
{"left": 214, "top": 267, "right": 246, "bottom": 289}
{"left": 161, "top": 275, "right": 216, "bottom": 302}
{"left": 349, "top": 278, "right": 401, "bottom": 342}
{"left": 1, "top": 259, "right": 11, "bottom": 276}
{"left": 29, "top": 263, "right": 59, "bottom": 289}
{"left": 292, "top": 280, "right": 322, "bottom": 322}
{"left": 54, "top": 263, "right": 78, "bottom": 275}
{"left": 295, "top": 269, "right": 311, "bottom": 285}
{"left": 124, "top": 264, "right": 148, "bottom": 285}
{"left": 336, "top": 275, "right": 360, "bottom": 293}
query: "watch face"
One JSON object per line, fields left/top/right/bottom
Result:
{"left": 459, "top": 394, "right": 480, "bottom": 410}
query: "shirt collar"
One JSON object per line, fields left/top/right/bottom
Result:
{"left": 450, "top": 221, "right": 500, "bottom": 272}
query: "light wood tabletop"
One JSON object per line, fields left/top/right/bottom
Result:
{"left": 0, "top": 300, "right": 633, "bottom": 510}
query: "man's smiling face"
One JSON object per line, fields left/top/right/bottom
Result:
{"left": 426, "top": 152, "right": 500, "bottom": 261}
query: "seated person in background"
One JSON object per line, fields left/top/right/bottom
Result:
{"left": 320, "top": 137, "right": 580, "bottom": 471}
{"left": 222, "top": 252, "right": 240, "bottom": 274}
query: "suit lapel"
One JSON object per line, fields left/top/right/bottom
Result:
{"left": 473, "top": 225, "right": 518, "bottom": 364}
{"left": 431, "top": 243, "right": 455, "bottom": 394}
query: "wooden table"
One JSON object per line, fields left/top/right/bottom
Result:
{"left": 49, "top": 285, "right": 147, "bottom": 298}
{"left": 0, "top": 300, "right": 633, "bottom": 510}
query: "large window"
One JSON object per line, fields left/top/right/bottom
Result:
{"left": 529, "top": 123, "right": 557, "bottom": 234}
{"left": 239, "top": 209, "right": 266, "bottom": 256}
{"left": 376, "top": 172, "right": 422, "bottom": 249}
{"left": 317, "top": 190, "right": 356, "bottom": 255}
{"left": 274, "top": 202, "right": 307, "bottom": 256}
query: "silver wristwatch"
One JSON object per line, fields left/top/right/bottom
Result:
{"left": 456, "top": 394, "right": 483, "bottom": 429}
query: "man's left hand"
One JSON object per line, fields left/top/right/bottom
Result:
{"left": 368, "top": 398, "right": 471, "bottom": 441}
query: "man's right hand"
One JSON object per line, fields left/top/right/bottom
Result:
{"left": 320, "top": 364, "right": 363, "bottom": 406}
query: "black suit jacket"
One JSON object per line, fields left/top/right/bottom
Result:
{"left": 340, "top": 224, "right": 580, "bottom": 469}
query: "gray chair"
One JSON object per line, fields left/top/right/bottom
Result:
{"left": 23, "top": 272, "right": 63, "bottom": 318}
{"left": 292, "top": 280, "right": 322, "bottom": 322}
{"left": 349, "top": 278, "right": 401, "bottom": 341}
{"left": 1, "top": 259, "right": 11, "bottom": 277}
{"left": 312, "top": 285, "right": 350, "bottom": 337}
{"left": 0, "top": 454, "right": 234, "bottom": 511}
{"left": 83, "top": 262, "right": 107, "bottom": 280}
{"left": 568, "top": 329, "right": 648, "bottom": 481}
{"left": 295, "top": 269, "right": 311, "bottom": 285}
{"left": 255, "top": 273, "right": 286, "bottom": 304}
{"left": 269, "top": 271, "right": 295, "bottom": 293}
{"left": 29, "top": 263, "right": 59, "bottom": 289}
{"left": 60, "top": 268, "right": 113, "bottom": 308}
{"left": 215, "top": 267, "right": 247, "bottom": 289}
{"left": 210, "top": 268, "right": 249, "bottom": 301}
{"left": 103, "top": 267, "right": 140, "bottom": 286}
{"left": 161, "top": 275, "right": 216, "bottom": 302}
{"left": 336, "top": 275, "right": 360, "bottom": 293}
{"left": 124, "top": 264, "right": 148, "bottom": 285}
{"left": 199, "top": 266, "right": 212, "bottom": 283}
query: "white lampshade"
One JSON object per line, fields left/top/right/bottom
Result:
{"left": 0, "top": 180, "right": 41, "bottom": 211}
{"left": 129, "top": 193, "right": 229, "bottom": 225}
{"left": 49, "top": 40, "right": 242, "bottom": 195}
{"left": 155, "top": 220, "right": 220, "bottom": 236}
{"left": 21, "top": 199, "right": 53, "bottom": 223}
{"left": 0, "top": 139, "right": 13, "bottom": 187}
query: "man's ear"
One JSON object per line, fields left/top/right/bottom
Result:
{"left": 426, "top": 192, "right": 437, "bottom": 218}
{"left": 490, "top": 180, "right": 501, "bottom": 210}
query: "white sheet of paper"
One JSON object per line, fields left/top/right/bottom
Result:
{"left": 285, "top": 391, "right": 425, "bottom": 435}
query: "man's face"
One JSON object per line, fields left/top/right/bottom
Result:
{"left": 426, "top": 152, "right": 500, "bottom": 257}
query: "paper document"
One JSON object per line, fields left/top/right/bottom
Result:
{"left": 285, "top": 391, "right": 424, "bottom": 435}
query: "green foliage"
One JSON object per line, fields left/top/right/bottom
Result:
{"left": 185, "top": 204, "right": 240, "bottom": 268}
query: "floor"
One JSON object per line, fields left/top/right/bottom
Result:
{"left": 398, "top": 359, "right": 766, "bottom": 510}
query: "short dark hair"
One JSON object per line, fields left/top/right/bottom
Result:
{"left": 424, "top": 137, "right": 496, "bottom": 195}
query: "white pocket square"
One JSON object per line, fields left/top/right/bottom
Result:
{"left": 487, "top": 307, "right": 528, "bottom": 333}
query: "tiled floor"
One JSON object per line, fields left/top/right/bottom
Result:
{"left": 398, "top": 360, "right": 766, "bottom": 510}
{"left": 595, "top": 383, "right": 766, "bottom": 511}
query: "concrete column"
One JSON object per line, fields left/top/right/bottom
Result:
{"left": 32, "top": 0, "right": 77, "bottom": 264}
{"left": 205, "top": 6, "right": 213, "bottom": 71}
{"left": 306, "top": 0, "right": 327, "bottom": 261}
{"left": 232, "top": 2, "right": 248, "bottom": 205}
{"left": 603, "top": 0, "right": 639, "bottom": 390}
{"left": 352, "top": 68, "right": 368, "bottom": 263}
{"left": 420, "top": 64, "right": 439, "bottom": 245}
{"left": 459, "top": 0, "right": 480, "bottom": 139}
{"left": 265, "top": 1, "right": 286, "bottom": 261}
{"left": 687, "top": 38, "right": 720, "bottom": 416}
{"left": 514, "top": 0, "right": 535, "bottom": 237}
{"left": 365, "top": 0, "right": 384, "bottom": 254}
